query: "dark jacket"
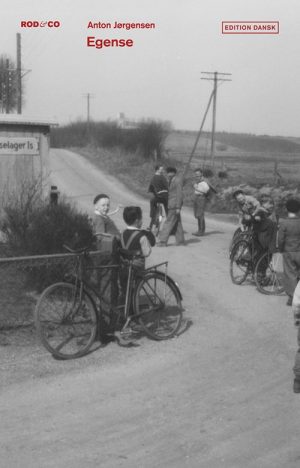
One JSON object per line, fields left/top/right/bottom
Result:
{"left": 148, "top": 174, "right": 168, "bottom": 197}
{"left": 277, "top": 217, "right": 300, "bottom": 252}
{"left": 168, "top": 176, "right": 183, "bottom": 210}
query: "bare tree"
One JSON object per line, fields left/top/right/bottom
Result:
{"left": 137, "top": 119, "right": 172, "bottom": 161}
{"left": 0, "top": 55, "right": 17, "bottom": 113}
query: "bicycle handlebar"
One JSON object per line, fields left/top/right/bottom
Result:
{"left": 63, "top": 244, "right": 90, "bottom": 254}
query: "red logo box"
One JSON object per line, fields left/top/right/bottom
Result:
{"left": 222, "top": 21, "right": 279, "bottom": 34}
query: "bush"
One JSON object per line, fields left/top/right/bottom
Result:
{"left": 0, "top": 182, "right": 94, "bottom": 289}
{"left": 135, "top": 120, "right": 172, "bottom": 160}
{"left": 206, "top": 183, "right": 300, "bottom": 216}
{"left": 50, "top": 119, "right": 172, "bottom": 160}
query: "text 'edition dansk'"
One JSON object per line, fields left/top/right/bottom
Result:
{"left": 222, "top": 21, "right": 279, "bottom": 34}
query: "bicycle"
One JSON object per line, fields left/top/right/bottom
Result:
{"left": 228, "top": 226, "right": 250, "bottom": 257}
{"left": 229, "top": 226, "right": 284, "bottom": 295}
{"left": 149, "top": 200, "right": 166, "bottom": 236}
{"left": 35, "top": 240, "right": 183, "bottom": 360}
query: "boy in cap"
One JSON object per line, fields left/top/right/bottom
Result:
{"left": 277, "top": 198, "right": 300, "bottom": 305}
{"left": 93, "top": 193, "right": 120, "bottom": 244}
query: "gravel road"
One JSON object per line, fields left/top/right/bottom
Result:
{"left": 1, "top": 149, "right": 299, "bottom": 468}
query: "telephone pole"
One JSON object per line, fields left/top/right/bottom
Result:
{"left": 16, "top": 33, "right": 22, "bottom": 113}
{"left": 201, "top": 71, "right": 232, "bottom": 168}
{"left": 83, "top": 93, "right": 94, "bottom": 132}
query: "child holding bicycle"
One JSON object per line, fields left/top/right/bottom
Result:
{"left": 93, "top": 193, "right": 121, "bottom": 246}
{"left": 116, "top": 206, "right": 156, "bottom": 342}
{"left": 121, "top": 206, "right": 156, "bottom": 269}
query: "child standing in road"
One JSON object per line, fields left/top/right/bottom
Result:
{"left": 292, "top": 281, "right": 300, "bottom": 393}
{"left": 277, "top": 198, "right": 300, "bottom": 306}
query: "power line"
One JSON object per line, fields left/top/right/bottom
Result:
{"left": 183, "top": 71, "right": 232, "bottom": 176}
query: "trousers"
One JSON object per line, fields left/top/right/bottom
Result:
{"left": 159, "top": 209, "right": 185, "bottom": 245}
{"left": 282, "top": 251, "right": 300, "bottom": 297}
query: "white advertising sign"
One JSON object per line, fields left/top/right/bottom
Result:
{"left": 0, "top": 137, "right": 39, "bottom": 155}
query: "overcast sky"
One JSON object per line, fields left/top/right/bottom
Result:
{"left": 1, "top": 0, "right": 299, "bottom": 136}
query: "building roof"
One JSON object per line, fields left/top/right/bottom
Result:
{"left": 0, "top": 114, "right": 58, "bottom": 127}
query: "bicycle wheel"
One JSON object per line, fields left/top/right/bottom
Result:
{"left": 35, "top": 282, "right": 97, "bottom": 359}
{"left": 133, "top": 271, "right": 183, "bottom": 340}
{"left": 229, "top": 228, "right": 247, "bottom": 257}
{"left": 152, "top": 204, "right": 163, "bottom": 236}
{"left": 230, "top": 240, "right": 252, "bottom": 285}
{"left": 254, "top": 251, "right": 285, "bottom": 295}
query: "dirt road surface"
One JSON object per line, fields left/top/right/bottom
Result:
{"left": 1, "top": 149, "right": 299, "bottom": 468}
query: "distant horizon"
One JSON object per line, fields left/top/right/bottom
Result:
{"left": 54, "top": 116, "right": 300, "bottom": 140}
{"left": 1, "top": 0, "right": 299, "bottom": 138}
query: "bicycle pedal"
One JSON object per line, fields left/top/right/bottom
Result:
{"left": 120, "top": 327, "right": 134, "bottom": 337}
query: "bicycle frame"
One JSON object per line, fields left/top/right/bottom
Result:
{"left": 35, "top": 247, "right": 183, "bottom": 358}
{"left": 68, "top": 250, "right": 172, "bottom": 325}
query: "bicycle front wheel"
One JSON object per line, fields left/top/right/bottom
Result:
{"left": 230, "top": 240, "right": 251, "bottom": 285}
{"left": 133, "top": 272, "right": 183, "bottom": 340}
{"left": 254, "top": 251, "right": 285, "bottom": 295}
{"left": 35, "top": 282, "right": 97, "bottom": 359}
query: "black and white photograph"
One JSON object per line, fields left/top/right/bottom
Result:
{"left": 1, "top": 0, "right": 300, "bottom": 466}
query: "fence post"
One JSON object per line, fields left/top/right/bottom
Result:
{"left": 50, "top": 185, "right": 59, "bottom": 205}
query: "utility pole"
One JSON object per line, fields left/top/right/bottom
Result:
{"left": 5, "top": 58, "right": 10, "bottom": 114}
{"left": 183, "top": 89, "right": 215, "bottom": 179}
{"left": 16, "top": 33, "right": 22, "bottom": 113}
{"left": 201, "top": 71, "right": 232, "bottom": 169}
{"left": 83, "top": 93, "right": 94, "bottom": 132}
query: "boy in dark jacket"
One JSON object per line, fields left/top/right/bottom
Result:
{"left": 277, "top": 198, "right": 300, "bottom": 305}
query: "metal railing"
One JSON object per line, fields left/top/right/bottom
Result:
{"left": 0, "top": 249, "right": 110, "bottom": 330}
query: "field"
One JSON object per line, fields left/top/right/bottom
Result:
{"left": 165, "top": 130, "right": 300, "bottom": 187}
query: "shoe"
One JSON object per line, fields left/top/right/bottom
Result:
{"left": 156, "top": 242, "right": 167, "bottom": 247}
{"left": 113, "top": 330, "right": 138, "bottom": 347}
{"left": 293, "top": 379, "right": 300, "bottom": 393}
{"left": 286, "top": 296, "right": 293, "bottom": 306}
{"left": 192, "top": 232, "right": 202, "bottom": 237}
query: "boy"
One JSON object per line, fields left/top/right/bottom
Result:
{"left": 148, "top": 165, "right": 168, "bottom": 231}
{"left": 93, "top": 193, "right": 120, "bottom": 245}
{"left": 157, "top": 167, "right": 185, "bottom": 247}
{"left": 277, "top": 198, "right": 300, "bottom": 305}
{"left": 121, "top": 206, "right": 155, "bottom": 269}
{"left": 253, "top": 196, "right": 277, "bottom": 252}
{"left": 116, "top": 207, "right": 155, "bottom": 345}
{"left": 232, "top": 189, "right": 262, "bottom": 228}
{"left": 192, "top": 168, "right": 210, "bottom": 236}
{"left": 92, "top": 194, "right": 120, "bottom": 322}
{"left": 292, "top": 282, "right": 300, "bottom": 393}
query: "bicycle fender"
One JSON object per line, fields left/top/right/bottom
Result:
{"left": 168, "top": 276, "right": 183, "bottom": 301}
{"left": 149, "top": 271, "right": 183, "bottom": 301}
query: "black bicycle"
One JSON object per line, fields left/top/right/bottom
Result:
{"left": 35, "top": 243, "right": 183, "bottom": 359}
{"left": 230, "top": 227, "right": 284, "bottom": 295}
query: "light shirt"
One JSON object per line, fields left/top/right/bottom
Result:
{"left": 194, "top": 180, "right": 210, "bottom": 195}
